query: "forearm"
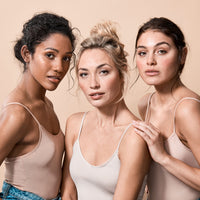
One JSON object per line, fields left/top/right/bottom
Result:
{"left": 113, "top": 170, "right": 147, "bottom": 200}
{"left": 60, "top": 178, "right": 77, "bottom": 200}
{"left": 61, "top": 196, "right": 76, "bottom": 200}
{"left": 160, "top": 154, "right": 200, "bottom": 191}
{"left": 61, "top": 192, "right": 77, "bottom": 200}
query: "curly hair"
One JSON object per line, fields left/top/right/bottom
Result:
{"left": 14, "top": 12, "right": 76, "bottom": 70}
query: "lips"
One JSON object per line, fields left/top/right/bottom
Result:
{"left": 47, "top": 75, "right": 61, "bottom": 83}
{"left": 89, "top": 92, "right": 104, "bottom": 100}
{"left": 145, "top": 70, "right": 159, "bottom": 76}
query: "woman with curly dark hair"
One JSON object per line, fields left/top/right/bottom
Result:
{"left": 0, "top": 12, "right": 76, "bottom": 200}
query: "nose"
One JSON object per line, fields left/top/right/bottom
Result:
{"left": 147, "top": 52, "right": 156, "bottom": 66}
{"left": 53, "top": 59, "right": 64, "bottom": 73}
{"left": 90, "top": 74, "right": 100, "bottom": 89}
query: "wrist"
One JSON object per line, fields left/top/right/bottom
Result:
{"left": 158, "top": 153, "right": 171, "bottom": 166}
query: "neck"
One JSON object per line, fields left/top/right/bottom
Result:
{"left": 94, "top": 100, "right": 127, "bottom": 127}
{"left": 155, "top": 77, "right": 183, "bottom": 94}
{"left": 153, "top": 79, "right": 184, "bottom": 105}
{"left": 17, "top": 72, "right": 46, "bottom": 101}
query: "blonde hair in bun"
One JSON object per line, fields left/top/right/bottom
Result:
{"left": 90, "top": 21, "right": 119, "bottom": 41}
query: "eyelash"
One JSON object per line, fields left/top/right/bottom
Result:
{"left": 137, "top": 49, "right": 167, "bottom": 56}
{"left": 63, "top": 56, "right": 71, "bottom": 62}
{"left": 100, "top": 70, "right": 109, "bottom": 75}
{"left": 46, "top": 53, "right": 55, "bottom": 59}
{"left": 137, "top": 51, "right": 146, "bottom": 56}
{"left": 157, "top": 50, "right": 167, "bottom": 54}
{"left": 79, "top": 70, "right": 109, "bottom": 78}
{"left": 46, "top": 53, "right": 72, "bottom": 63}
{"left": 79, "top": 73, "right": 88, "bottom": 78}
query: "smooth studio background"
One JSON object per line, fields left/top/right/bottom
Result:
{"left": 0, "top": 0, "right": 199, "bottom": 188}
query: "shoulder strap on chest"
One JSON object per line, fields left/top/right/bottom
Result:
{"left": 78, "top": 112, "right": 87, "bottom": 139}
{"left": 116, "top": 123, "right": 133, "bottom": 151}
{"left": 4, "top": 102, "right": 40, "bottom": 126}
{"left": 145, "top": 92, "right": 155, "bottom": 122}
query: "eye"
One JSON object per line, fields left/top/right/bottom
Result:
{"left": 100, "top": 70, "right": 109, "bottom": 75}
{"left": 156, "top": 49, "right": 167, "bottom": 55}
{"left": 63, "top": 56, "right": 72, "bottom": 62}
{"left": 137, "top": 51, "right": 147, "bottom": 56}
{"left": 46, "top": 53, "right": 55, "bottom": 59}
{"left": 79, "top": 72, "right": 88, "bottom": 78}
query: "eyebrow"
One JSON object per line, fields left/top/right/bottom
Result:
{"left": 136, "top": 42, "right": 170, "bottom": 49}
{"left": 78, "top": 63, "right": 112, "bottom": 71}
{"left": 45, "top": 47, "right": 73, "bottom": 54}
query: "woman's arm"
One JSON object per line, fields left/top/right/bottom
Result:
{"left": 0, "top": 105, "right": 32, "bottom": 165}
{"left": 133, "top": 99, "right": 200, "bottom": 191}
{"left": 61, "top": 114, "right": 80, "bottom": 200}
{"left": 113, "top": 127, "right": 151, "bottom": 200}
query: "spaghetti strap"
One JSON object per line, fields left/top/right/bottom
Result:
{"left": 4, "top": 102, "right": 41, "bottom": 127}
{"left": 116, "top": 123, "right": 133, "bottom": 151}
{"left": 145, "top": 92, "right": 155, "bottom": 122}
{"left": 78, "top": 112, "right": 87, "bottom": 139}
{"left": 173, "top": 97, "right": 200, "bottom": 132}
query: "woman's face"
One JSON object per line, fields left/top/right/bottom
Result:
{"left": 26, "top": 33, "right": 73, "bottom": 91}
{"left": 77, "top": 48, "right": 123, "bottom": 108}
{"left": 136, "top": 30, "right": 180, "bottom": 87}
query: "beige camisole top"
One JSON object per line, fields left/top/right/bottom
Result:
{"left": 146, "top": 94, "right": 200, "bottom": 200}
{"left": 4, "top": 102, "right": 64, "bottom": 199}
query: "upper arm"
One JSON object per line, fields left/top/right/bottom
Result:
{"left": 113, "top": 128, "right": 151, "bottom": 200}
{"left": 176, "top": 99, "right": 200, "bottom": 164}
{"left": 61, "top": 113, "right": 83, "bottom": 200}
{"left": 0, "top": 106, "right": 31, "bottom": 165}
{"left": 138, "top": 93, "right": 151, "bottom": 121}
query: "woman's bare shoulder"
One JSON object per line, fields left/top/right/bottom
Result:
{"left": 66, "top": 112, "right": 86, "bottom": 125}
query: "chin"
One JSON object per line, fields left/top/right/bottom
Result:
{"left": 46, "top": 85, "right": 59, "bottom": 91}
{"left": 141, "top": 78, "right": 160, "bottom": 86}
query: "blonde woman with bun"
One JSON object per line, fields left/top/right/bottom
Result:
{"left": 61, "top": 22, "right": 150, "bottom": 200}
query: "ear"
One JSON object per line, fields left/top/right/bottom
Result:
{"left": 21, "top": 45, "right": 31, "bottom": 63}
{"left": 181, "top": 47, "right": 187, "bottom": 65}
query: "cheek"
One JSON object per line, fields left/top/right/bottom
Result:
{"left": 136, "top": 59, "right": 145, "bottom": 72}
{"left": 162, "top": 57, "right": 179, "bottom": 74}
{"left": 78, "top": 80, "right": 88, "bottom": 94}
{"left": 108, "top": 77, "right": 122, "bottom": 92}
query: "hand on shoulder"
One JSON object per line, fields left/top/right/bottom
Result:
{"left": 119, "top": 124, "right": 150, "bottom": 170}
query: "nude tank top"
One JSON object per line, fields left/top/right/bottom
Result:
{"left": 145, "top": 94, "right": 200, "bottom": 200}
{"left": 3, "top": 102, "right": 64, "bottom": 199}
{"left": 69, "top": 112, "right": 144, "bottom": 200}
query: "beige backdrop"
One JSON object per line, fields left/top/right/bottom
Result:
{"left": 0, "top": 0, "right": 199, "bottom": 188}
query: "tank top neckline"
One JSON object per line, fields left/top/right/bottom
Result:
{"left": 4, "top": 102, "right": 61, "bottom": 136}
{"left": 145, "top": 93, "right": 200, "bottom": 150}
{"left": 76, "top": 112, "right": 133, "bottom": 168}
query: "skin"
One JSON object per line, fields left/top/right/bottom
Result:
{"left": 0, "top": 33, "right": 73, "bottom": 170}
{"left": 133, "top": 30, "right": 200, "bottom": 191}
{"left": 61, "top": 49, "right": 150, "bottom": 200}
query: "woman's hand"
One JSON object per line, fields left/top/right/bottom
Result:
{"left": 132, "top": 120, "right": 168, "bottom": 164}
